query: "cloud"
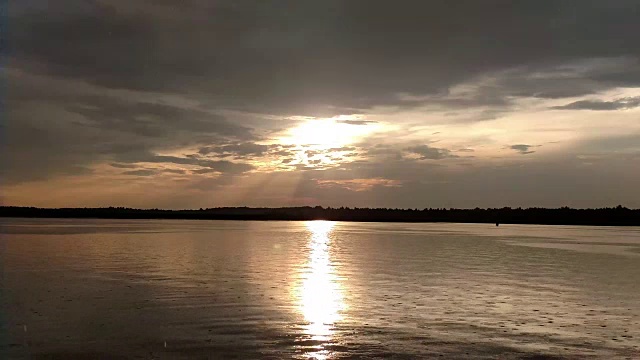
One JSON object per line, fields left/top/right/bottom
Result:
{"left": 116, "top": 153, "right": 255, "bottom": 174}
{"left": 199, "top": 143, "right": 271, "bottom": 156}
{"left": 510, "top": 144, "right": 536, "bottom": 155}
{"left": 122, "top": 169, "right": 157, "bottom": 176}
{"left": 110, "top": 163, "right": 138, "bottom": 169}
{"left": 65, "top": 98, "right": 253, "bottom": 139}
{"left": 11, "top": 1, "right": 640, "bottom": 116}
{"left": 304, "top": 150, "right": 322, "bottom": 157}
{"left": 406, "top": 145, "right": 457, "bottom": 160}
{"left": 5, "top": 1, "right": 640, "bottom": 209}
{"left": 551, "top": 96, "right": 640, "bottom": 111}
{"left": 335, "top": 120, "right": 377, "bottom": 125}
{"left": 272, "top": 150, "right": 296, "bottom": 157}
{"left": 316, "top": 178, "right": 402, "bottom": 192}
{"left": 2, "top": 69, "right": 256, "bottom": 184}
{"left": 192, "top": 168, "right": 218, "bottom": 175}
{"left": 327, "top": 146, "right": 357, "bottom": 152}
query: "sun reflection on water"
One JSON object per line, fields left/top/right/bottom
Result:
{"left": 297, "top": 221, "right": 345, "bottom": 359}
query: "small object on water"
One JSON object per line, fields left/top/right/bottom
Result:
{"left": 23, "top": 324, "right": 29, "bottom": 348}
{"left": 496, "top": 222, "right": 499, "bottom": 227}
{"left": 164, "top": 341, "right": 167, "bottom": 348}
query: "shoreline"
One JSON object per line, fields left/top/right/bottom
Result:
{"left": 2, "top": 205, "right": 639, "bottom": 227}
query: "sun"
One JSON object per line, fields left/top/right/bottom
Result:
{"left": 281, "top": 116, "right": 377, "bottom": 148}
{"left": 269, "top": 115, "right": 379, "bottom": 170}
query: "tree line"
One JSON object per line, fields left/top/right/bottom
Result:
{"left": 1, "top": 205, "right": 638, "bottom": 226}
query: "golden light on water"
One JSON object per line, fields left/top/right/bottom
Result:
{"left": 297, "top": 221, "right": 346, "bottom": 359}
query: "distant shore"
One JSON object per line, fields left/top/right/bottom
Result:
{"left": 1, "top": 206, "right": 639, "bottom": 226}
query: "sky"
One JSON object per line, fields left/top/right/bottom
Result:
{"left": 3, "top": 0, "right": 640, "bottom": 209}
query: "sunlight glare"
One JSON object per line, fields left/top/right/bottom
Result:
{"left": 297, "top": 221, "right": 345, "bottom": 359}
{"left": 282, "top": 117, "right": 376, "bottom": 148}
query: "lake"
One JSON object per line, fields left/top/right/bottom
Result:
{"left": 1, "top": 218, "right": 639, "bottom": 359}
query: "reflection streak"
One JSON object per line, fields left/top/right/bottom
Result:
{"left": 297, "top": 221, "right": 345, "bottom": 359}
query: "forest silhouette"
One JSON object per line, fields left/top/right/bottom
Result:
{"left": 1, "top": 205, "right": 638, "bottom": 226}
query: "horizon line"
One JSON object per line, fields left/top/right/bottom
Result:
{"left": 2, "top": 205, "right": 638, "bottom": 211}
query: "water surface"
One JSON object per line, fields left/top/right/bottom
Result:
{"left": 2, "top": 219, "right": 639, "bottom": 359}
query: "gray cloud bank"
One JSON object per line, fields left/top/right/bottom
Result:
{"left": 552, "top": 97, "right": 640, "bottom": 111}
{"left": 4, "top": 0, "right": 640, "bottom": 208}
{"left": 10, "top": 1, "right": 640, "bottom": 114}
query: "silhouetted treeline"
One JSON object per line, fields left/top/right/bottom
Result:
{"left": 1, "top": 205, "right": 639, "bottom": 226}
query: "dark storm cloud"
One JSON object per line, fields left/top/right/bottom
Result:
{"left": 11, "top": 1, "right": 640, "bottom": 115}
{"left": 551, "top": 97, "right": 640, "bottom": 111}
{"left": 510, "top": 144, "right": 536, "bottom": 155}
{"left": 406, "top": 145, "right": 457, "bottom": 160}
{"left": 2, "top": 68, "right": 255, "bottom": 184}
{"left": 66, "top": 100, "right": 252, "bottom": 139}
{"left": 6, "top": 1, "right": 640, "bottom": 208}
{"left": 2, "top": 100, "right": 254, "bottom": 183}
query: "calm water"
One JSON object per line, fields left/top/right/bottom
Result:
{"left": 1, "top": 219, "right": 639, "bottom": 359}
